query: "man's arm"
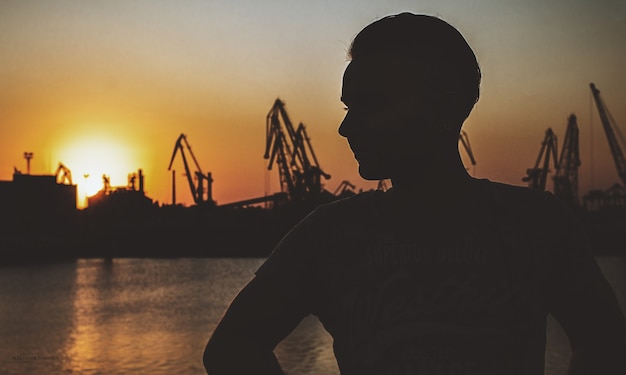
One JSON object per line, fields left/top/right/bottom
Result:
{"left": 203, "top": 276, "right": 309, "bottom": 375}
{"left": 547, "top": 202, "right": 626, "bottom": 374}
{"left": 550, "top": 264, "right": 626, "bottom": 375}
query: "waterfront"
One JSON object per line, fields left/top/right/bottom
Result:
{"left": 0, "top": 256, "right": 624, "bottom": 375}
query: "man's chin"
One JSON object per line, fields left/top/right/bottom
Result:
{"left": 358, "top": 166, "right": 390, "bottom": 181}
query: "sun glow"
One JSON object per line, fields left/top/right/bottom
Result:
{"left": 56, "top": 135, "right": 138, "bottom": 208}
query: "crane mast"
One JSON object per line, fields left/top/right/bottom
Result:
{"left": 523, "top": 128, "right": 559, "bottom": 191}
{"left": 553, "top": 114, "right": 580, "bottom": 205}
{"left": 264, "top": 98, "right": 330, "bottom": 202}
{"left": 167, "top": 133, "right": 214, "bottom": 206}
{"left": 265, "top": 109, "right": 297, "bottom": 197}
{"left": 589, "top": 83, "right": 626, "bottom": 187}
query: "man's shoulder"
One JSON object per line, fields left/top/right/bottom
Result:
{"left": 478, "top": 178, "right": 568, "bottom": 221}
{"left": 305, "top": 190, "right": 384, "bottom": 228}
{"left": 319, "top": 189, "right": 384, "bottom": 213}
{"left": 482, "top": 179, "right": 549, "bottom": 203}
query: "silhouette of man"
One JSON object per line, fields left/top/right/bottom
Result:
{"left": 204, "top": 13, "right": 625, "bottom": 374}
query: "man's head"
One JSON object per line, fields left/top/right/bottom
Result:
{"left": 339, "top": 13, "right": 481, "bottom": 180}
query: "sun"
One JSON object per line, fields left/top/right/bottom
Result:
{"left": 55, "top": 135, "right": 138, "bottom": 208}
{"left": 80, "top": 173, "right": 106, "bottom": 197}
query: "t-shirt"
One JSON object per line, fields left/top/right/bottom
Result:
{"left": 255, "top": 178, "right": 605, "bottom": 375}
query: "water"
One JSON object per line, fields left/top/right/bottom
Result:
{"left": 0, "top": 257, "right": 624, "bottom": 375}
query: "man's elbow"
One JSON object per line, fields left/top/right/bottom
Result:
{"left": 568, "top": 336, "right": 626, "bottom": 375}
{"left": 203, "top": 335, "right": 235, "bottom": 374}
{"left": 204, "top": 332, "right": 280, "bottom": 375}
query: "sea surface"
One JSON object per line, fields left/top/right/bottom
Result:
{"left": 0, "top": 256, "right": 624, "bottom": 375}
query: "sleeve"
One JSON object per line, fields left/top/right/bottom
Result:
{"left": 253, "top": 206, "right": 327, "bottom": 312}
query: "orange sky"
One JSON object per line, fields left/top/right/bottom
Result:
{"left": 1, "top": 0, "right": 625, "bottom": 208}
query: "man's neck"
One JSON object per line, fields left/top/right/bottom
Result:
{"left": 389, "top": 152, "right": 473, "bottom": 200}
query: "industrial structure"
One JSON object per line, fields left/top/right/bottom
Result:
{"left": 520, "top": 81, "right": 626, "bottom": 220}
{"left": 55, "top": 162, "right": 73, "bottom": 185}
{"left": 582, "top": 83, "right": 626, "bottom": 211}
{"left": 176, "top": 99, "right": 474, "bottom": 210}
{"left": 523, "top": 127, "right": 559, "bottom": 191}
{"left": 590, "top": 83, "right": 626, "bottom": 187}
{"left": 553, "top": 115, "right": 581, "bottom": 206}
{"left": 167, "top": 133, "right": 214, "bottom": 206}
{"left": 523, "top": 115, "right": 580, "bottom": 208}
{"left": 264, "top": 98, "right": 333, "bottom": 203}
{"left": 86, "top": 169, "right": 152, "bottom": 211}
{"left": 459, "top": 130, "right": 477, "bottom": 170}
{"left": 334, "top": 180, "right": 357, "bottom": 197}
{"left": 4, "top": 83, "right": 625, "bottom": 262}
{"left": 0, "top": 159, "right": 77, "bottom": 238}
{"left": 219, "top": 98, "right": 340, "bottom": 209}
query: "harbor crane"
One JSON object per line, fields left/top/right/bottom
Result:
{"left": 590, "top": 83, "right": 626, "bottom": 187}
{"left": 167, "top": 133, "right": 214, "bottom": 206}
{"left": 459, "top": 130, "right": 477, "bottom": 169}
{"left": 522, "top": 115, "right": 581, "bottom": 206}
{"left": 553, "top": 114, "right": 581, "bottom": 205}
{"left": 333, "top": 180, "right": 356, "bottom": 196}
{"left": 55, "top": 162, "right": 73, "bottom": 185}
{"left": 264, "top": 98, "right": 331, "bottom": 202}
{"left": 523, "top": 127, "right": 559, "bottom": 191}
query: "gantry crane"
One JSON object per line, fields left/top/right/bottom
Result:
{"left": 264, "top": 98, "right": 331, "bottom": 202}
{"left": 167, "top": 133, "right": 214, "bottom": 206}
{"left": 523, "top": 128, "right": 559, "bottom": 191}
{"left": 590, "top": 83, "right": 626, "bottom": 187}
{"left": 553, "top": 114, "right": 581, "bottom": 205}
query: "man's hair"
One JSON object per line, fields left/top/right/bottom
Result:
{"left": 349, "top": 13, "right": 481, "bottom": 123}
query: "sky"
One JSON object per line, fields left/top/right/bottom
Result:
{"left": 1, "top": 0, "right": 625, "bottom": 208}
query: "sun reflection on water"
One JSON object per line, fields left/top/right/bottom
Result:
{"left": 64, "top": 259, "right": 180, "bottom": 373}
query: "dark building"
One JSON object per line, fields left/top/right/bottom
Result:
{"left": 86, "top": 169, "right": 153, "bottom": 214}
{"left": 0, "top": 172, "right": 77, "bottom": 235}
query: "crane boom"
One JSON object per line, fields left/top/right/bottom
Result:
{"left": 459, "top": 130, "right": 476, "bottom": 166}
{"left": 523, "top": 128, "right": 559, "bottom": 191}
{"left": 168, "top": 134, "right": 198, "bottom": 201}
{"left": 264, "top": 98, "right": 330, "bottom": 202}
{"left": 553, "top": 114, "right": 580, "bottom": 205}
{"left": 265, "top": 109, "right": 297, "bottom": 196}
{"left": 168, "top": 133, "right": 213, "bottom": 205}
{"left": 333, "top": 180, "right": 356, "bottom": 196}
{"left": 590, "top": 83, "right": 626, "bottom": 187}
